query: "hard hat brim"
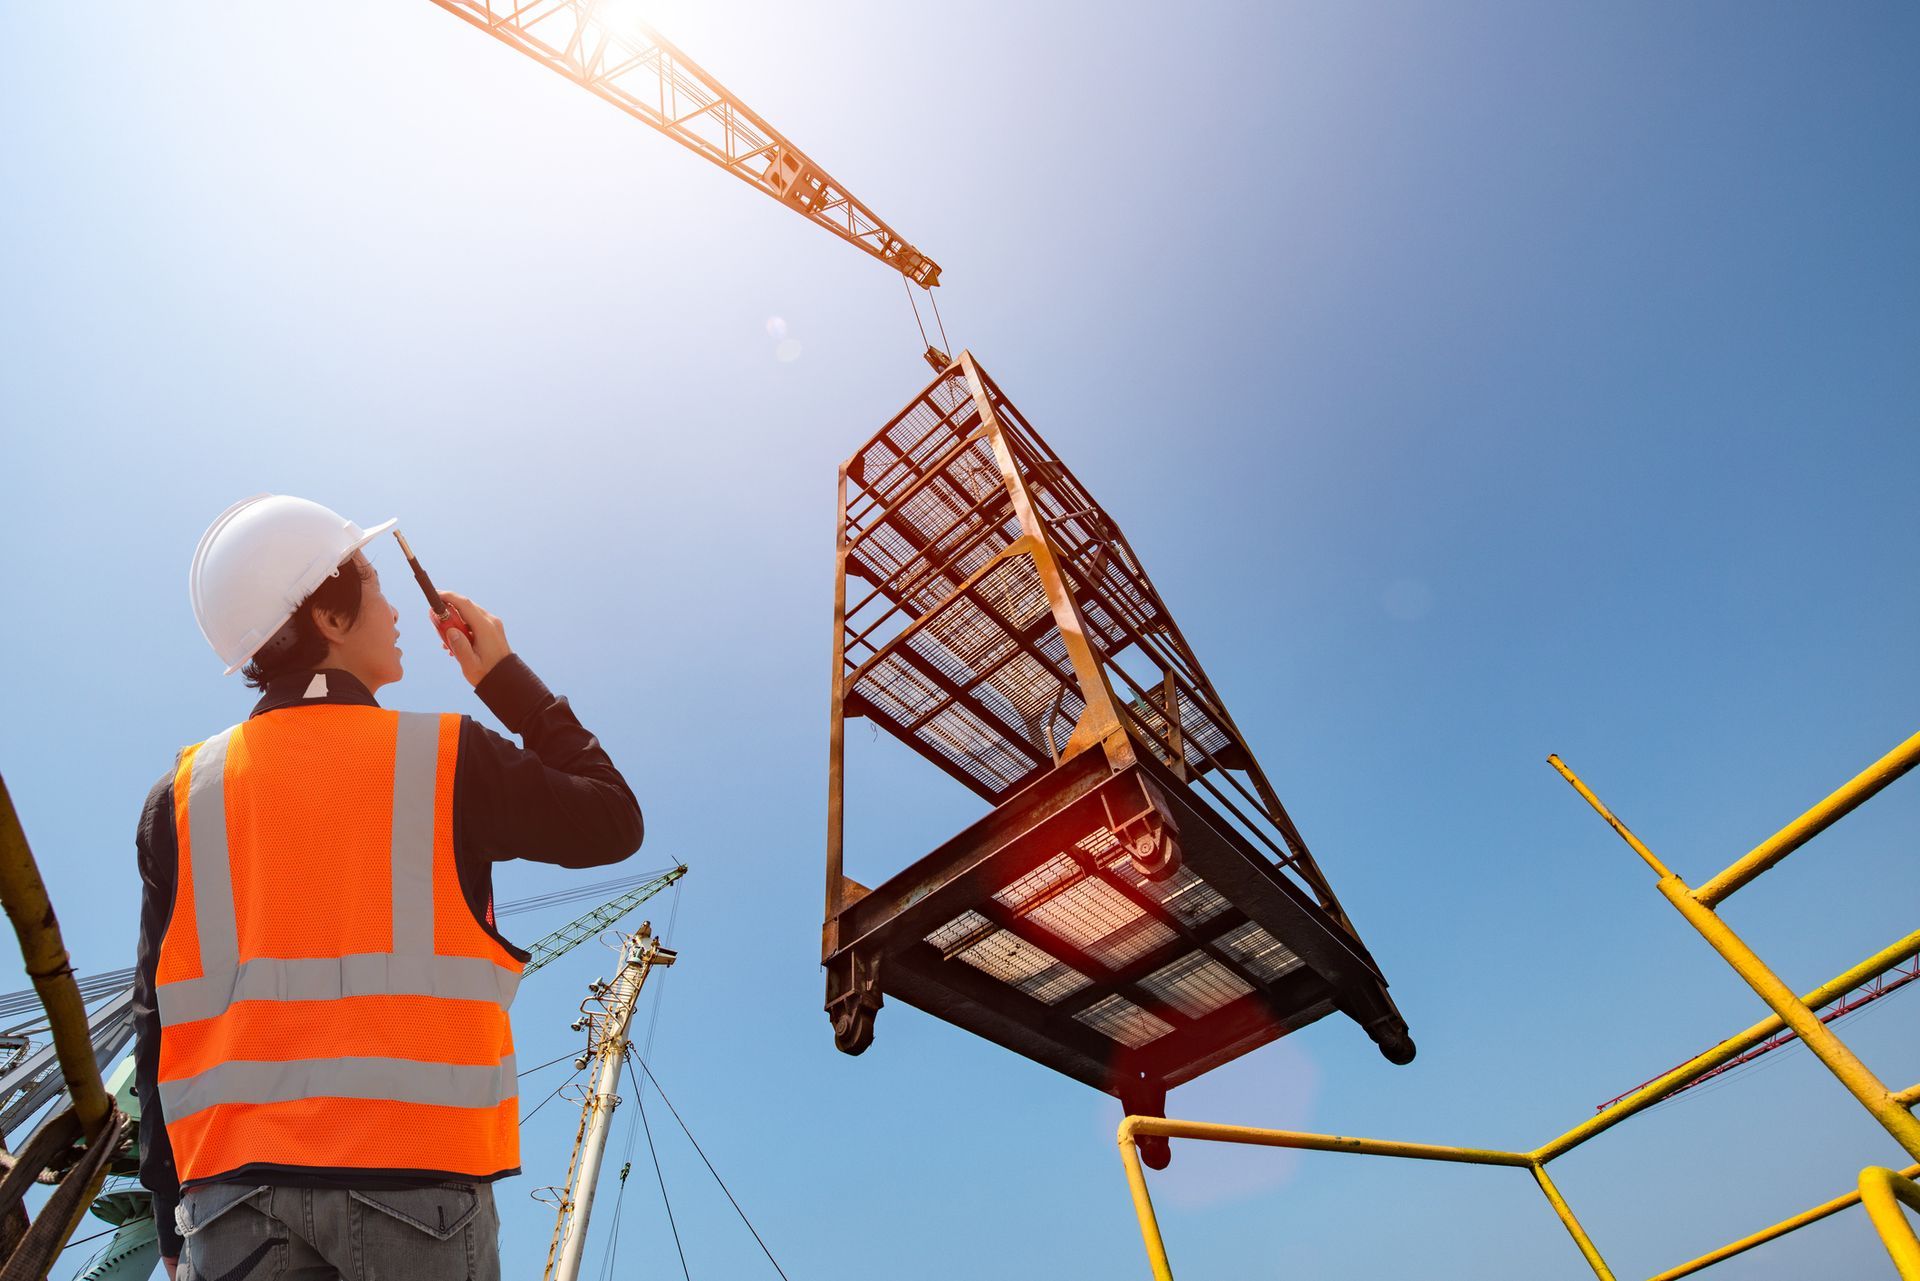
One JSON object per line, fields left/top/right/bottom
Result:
{"left": 216, "top": 516, "right": 399, "bottom": 675}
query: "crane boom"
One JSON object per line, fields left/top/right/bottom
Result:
{"left": 521, "top": 864, "right": 686, "bottom": 977}
{"left": 425, "top": 1, "right": 942, "bottom": 287}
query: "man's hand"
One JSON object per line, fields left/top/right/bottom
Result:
{"left": 436, "top": 590, "right": 512, "bottom": 688}
{"left": 163, "top": 1257, "right": 178, "bottom": 1281}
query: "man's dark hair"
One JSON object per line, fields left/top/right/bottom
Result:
{"left": 241, "top": 556, "right": 372, "bottom": 690}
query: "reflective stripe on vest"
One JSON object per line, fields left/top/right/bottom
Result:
{"left": 156, "top": 709, "right": 523, "bottom": 1181}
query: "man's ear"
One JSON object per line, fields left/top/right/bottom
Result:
{"left": 310, "top": 606, "right": 354, "bottom": 647}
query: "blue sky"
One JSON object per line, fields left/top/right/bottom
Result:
{"left": 3, "top": 3, "right": 1916, "bottom": 1277}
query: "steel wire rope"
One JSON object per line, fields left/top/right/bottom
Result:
{"left": 55, "top": 1223, "right": 118, "bottom": 1254}
{"left": 518, "top": 1049, "right": 580, "bottom": 1079}
{"left": 520, "top": 1066, "right": 584, "bottom": 1127}
{"left": 630, "top": 1053, "right": 791, "bottom": 1280}
{"left": 927, "top": 286, "right": 950, "bottom": 355}
{"left": 640, "top": 881, "right": 683, "bottom": 1061}
{"left": 596, "top": 882, "right": 682, "bottom": 1281}
{"left": 627, "top": 1054, "right": 692, "bottom": 1281}
{"left": 902, "top": 275, "right": 931, "bottom": 352}
{"left": 495, "top": 868, "right": 682, "bottom": 919}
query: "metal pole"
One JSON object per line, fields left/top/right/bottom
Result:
{"left": 545, "top": 925, "right": 677, "bottom": 1281}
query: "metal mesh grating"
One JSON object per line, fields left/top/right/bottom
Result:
{"left": 946, "top": 926, "right": 1093, "bottom": 1006}
{"left": 1102, "top": 847, "right": 1232, "bottom": 926}
{"left": 1073, "top": 993, "right": 1174, "bottom": 1049}
{"left": 1217, "top": 921, "right": 1303, "bottom": 983}
{"left": 926, "top": 910, "right": 995, "bottom": 955}
{"left": 992, "top": 856, "right": 1179, "bottom": 971}
{"left": 1138, "top": 952, "right": 1256, "bottom": 1020}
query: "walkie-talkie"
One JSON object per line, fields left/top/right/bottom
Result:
{"left": 391, "top": 531, "right": 476, "bottom": 645}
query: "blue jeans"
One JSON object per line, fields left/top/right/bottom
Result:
{"left": 177, "top": 1183, "right": 500, "bottom": 1281}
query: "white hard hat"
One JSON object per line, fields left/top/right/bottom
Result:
{"left": 189, "top": 494, "right": 397, "bottom": 674}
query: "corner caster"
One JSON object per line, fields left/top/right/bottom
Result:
{"left": 1367, "top": 1017, "right": 1416, "bottom": 1066}
{"left": 831, "top": 1003, "right": 876, "bottom": 1055}
{"left": 1106, "top": 779, "right": 1183, "bottom": 883}
{"left": 825, "top": 949, "right": 883, "bottom": 1056}
{"left": 1126, "top": 826, "right": 1181, "bottom": 883}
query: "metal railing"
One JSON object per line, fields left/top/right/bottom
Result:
{"left": 1117, "top": 728, "right": 1920, "bottom": 1278}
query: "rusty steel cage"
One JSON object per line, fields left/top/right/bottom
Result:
{"left": 823, "top": 353, "right": 1412, "bottom": 1163}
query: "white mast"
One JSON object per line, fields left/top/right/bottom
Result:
{"left": 543, "top": 923, "right": 677, "bottom": 1281}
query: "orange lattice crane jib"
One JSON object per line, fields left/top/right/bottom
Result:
{"left": 426, "top": 1, "right": 943, "bottom": 290}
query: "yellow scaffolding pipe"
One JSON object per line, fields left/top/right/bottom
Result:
{"left": 1691, "top": 729, "right": 1920, "bottom": 908}
{"left": 0, "top": 776, "right": 109, "bottom": 1131}
{"left": 1114, "top": 728, "right": 1920, "bottom": 1280}
{"left": 1535, "top": 926, "right": 1920, "bottom": 1161}
{"left": 1647, "top": 1164, "right": 1920, "bottom": 1281}
{"left": 1861, "top": 1167, "right": 1920, "bottom": 1279}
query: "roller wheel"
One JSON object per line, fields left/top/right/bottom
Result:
{"left": 1128, "top": 830, "right": 1181, "bottom": 883}
{"left": 832, "top": 1003, "right": 876, "bottom": 1056}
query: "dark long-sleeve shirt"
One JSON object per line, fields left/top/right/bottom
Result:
{"left": 133, "top": 658, "right": 642, "bottom": 1257}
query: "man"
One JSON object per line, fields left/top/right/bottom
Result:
{"left": 133, "top": 494, "right": 644, "bottom": 1280}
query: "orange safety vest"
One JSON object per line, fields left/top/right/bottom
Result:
{"left": 155, "top": 705, "right": 524, "bottom": 1184}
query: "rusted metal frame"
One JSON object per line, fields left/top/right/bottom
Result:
{"left": 960, "top": 353, "right": 1132, "bottom": 765}
{"left": 845, "top": 690, "right": 1034, "bottom": 804}
{"left": 841, "top": 476, "right": 1013, "bottom": 660}
{"left": 1050, "top": 905, "right": 1258, "bottom": 1020}
{"left": 890, "top": 602, "right": 1053, "bottom": 743}
{"left": 962, "top": 896, "right": 1197, "bottom": 1034}
{"left": 870, "top": 540, "right": 1090, "bottom": 785}
{"left": 877, "top": 633, "right": 1051, "bottom": 780}
{"left": 851, "top": 476, "right": 1014, "bottom": 613}
{"left": 1003, "top": 424, "right": 1352, "bottom": 921}
{"left": 829, "top": 750, "right": 1123, "bottom": 956}
{"left": 844, "top": 388, "right": 981, "bottom": 528}
{"left": 1095, "top": 656, "right": 1313, "bottom": 882}
{"left": 1075, "top": 851, "right": 1285, "bottom": 1015}
{"left": 882, "top": 605, "right": 1080, "bottom": 806}
{"left": 885, "top": 941, "right": 1118, "bottom": 1091}
{"left": 1162, "top": 671, "right": 1187, "bottom": 781}
{"left": 824, "top": 465, "right": 854, "bottom": 946}
{"left": 840, "top": 372, "right": 974, "bottom": 506}
{"left": 840, "top": 540, "right": 1035, "bottom": 692}
{"left": 1136, "top": 748, "right": 1391, "bottom": 1000}
{"left": 841, "top": 512, "right": 1021, "bottom": 664}
{"left": 1008, "top": 419, "right": 1324, "bottom": 860}
{"left": 1134, "top": 970, "right": 1339, "bottom": 1088}
{"left": 873, "top": 515, "right": 1074, "bottom": 728}
{"left": 1045, "top": 524, "right": 1204, "bottom": 694}
{"left": 1106, "top": 696, "right": 1314, "bottom": 892}
{"left": 844, "top": 422, "right": 988, "bottom": 554}
{"left": 842, "top": 472, "right": 1012, "bottom": 626}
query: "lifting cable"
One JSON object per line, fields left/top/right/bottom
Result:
{"left": 902, "top": 275, "right": 931, "bottom": 352}
{"left": 631, "top": 1053, "right": 792, "bottom": 1281}
{"left": 927, "top": 285, "right": 951, "bottom": 356}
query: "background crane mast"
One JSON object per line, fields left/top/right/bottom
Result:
{"left": 424, "top": 0, "right": 943, "bottom": 289}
